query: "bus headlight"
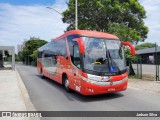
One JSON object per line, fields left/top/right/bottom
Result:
{"left": 122, "top": 76, "right": 128, "bottom": 82}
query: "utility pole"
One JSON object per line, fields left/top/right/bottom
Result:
{"left": 75, "top": 0, "right": 78, "bottom": 30}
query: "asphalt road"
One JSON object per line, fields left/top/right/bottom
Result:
{"left": 16, "top": 64, "right": 160, "bottom": 120}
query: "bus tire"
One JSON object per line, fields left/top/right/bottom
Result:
{"left": 63, "top": 75, "right": 71, "bottom": 92}
{"left": 40, "top": 68, "right": 44, "bottom": 78}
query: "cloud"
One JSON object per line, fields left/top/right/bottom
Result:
{"left": 140, "top": 0, "right": 160, "bottom": 44}
{"left": 0, "top": 0, "right": 160, "bottom": 52}
{"left": 0, "top": 0, "right": 68, "bottom": 52}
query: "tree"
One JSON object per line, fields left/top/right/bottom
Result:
{"left": 125, "top": 47, "right": 139, "bottom": 61}
{"left": 30, "top": 50, "right": 38, "bottom": 66}
{"left": 18, "top": 51, "right": 23, "bottom": 61}
{"left": 19, "top": 37, "right": 47, "bottom": 64}
{"left": 0, "top": 50, "right": 3, "bottom": 67}
{"left": 135, "top": 42, "right": 157, "bottom": 50}
{"left": 62, "top": 0, "right": 148, "bottom": 43}
{"left": 30, "top": 50, "right": 38, "bottom": 59}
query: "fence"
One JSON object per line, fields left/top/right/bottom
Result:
{"left": 128, "top": 57, "right": 142, "bottom": 79}
{"left": 129, "top": 45, "right": 160, "bottom": 81}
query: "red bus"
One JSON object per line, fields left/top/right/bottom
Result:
{"left": 37, "top": 30, "right": 135, "bottom": 95}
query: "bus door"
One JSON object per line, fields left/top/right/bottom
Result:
{"left": 72, "top": 45, "right": 82, "bottom": 92}
{"left": 67, "top": 35, "right": 82, "bottom": 92}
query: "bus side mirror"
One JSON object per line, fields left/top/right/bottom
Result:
{"left": 121, "top": 42, "right": 135, "bottom": 56}
{"left": 73, "top": 38, "right": 85, "bottom": 54}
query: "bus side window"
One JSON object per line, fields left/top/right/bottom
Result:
{"left": 55, "top": 39, "right": 67, "bottom": 57}
{"left": 38, "top": 51, "right": 42, "bottom": 58}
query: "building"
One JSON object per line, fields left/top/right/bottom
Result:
{"left": 17, "top": 45, "right": 22, "bottom": 53}
{"left": 17, "top": 39, "right": 27, "bottom": 53}
{"left": 0, "top": 46, "right": 15, "bottom": 70}
{"left": 136, "top": 46, "right": 160, "bottom": 64}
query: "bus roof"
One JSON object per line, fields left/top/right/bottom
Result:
{"left": 55, "top": 30, "right": 119, "bottom": 40}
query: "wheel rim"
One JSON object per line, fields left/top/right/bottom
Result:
{"left": 65, "top": 78, "right": 69, "bottom": 89}
{"left": 41, "top": 69, "right": 44, "bottom": 77}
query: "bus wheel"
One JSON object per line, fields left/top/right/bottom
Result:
{"left": 63, "top": 76, "right": 71, "bottom": 92}
{"left": 40, "top": 68, "right": 44, "bottom": 78}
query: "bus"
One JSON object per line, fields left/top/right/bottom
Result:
{"left": 37, "top": 30, "right": 135, "bottom": 95}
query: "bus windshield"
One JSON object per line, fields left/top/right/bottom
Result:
{"left": 82, "top": 37, "right": 126, "bottom": 74}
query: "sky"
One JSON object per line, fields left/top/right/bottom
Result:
{"left": 0, "top": 0, "right": 160, "bottom": 53}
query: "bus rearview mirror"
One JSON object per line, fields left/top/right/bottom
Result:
{"left": 73, "top": 38, "right": 85, "bottom": 54}
{"left": 121, "top": 42, "right": 135, "bottom": 56}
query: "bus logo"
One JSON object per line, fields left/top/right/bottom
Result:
{"left": 110, "top": 82, "right": 113, "bottom": 85}
{"left": 101, "top": 76, "right": 104, "bottom": 81}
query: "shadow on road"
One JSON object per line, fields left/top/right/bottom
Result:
{"left": 37, "top": 75, "right": 124, "bottom": 102}
{"left": 0, "top": 67, "right": 12, "bottom": 70}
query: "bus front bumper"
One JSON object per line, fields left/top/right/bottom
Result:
{"left": 81, "top": 78, "right": 128, "bottom": 95}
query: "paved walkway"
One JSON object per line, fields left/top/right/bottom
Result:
{"left": 128, "top": 78, "right": 160, "bottom": 93}
{"left": 0, "top": 70, "right": 27, "bottom": 111}
{"left": 0, "top": 70, "right": 38, "bottom": 120}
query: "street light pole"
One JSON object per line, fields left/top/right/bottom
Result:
{"left": 47, "top": 0, "right": 78, "bottom": 30}
{"left": 75, "top": 0, "right": 78, "bottom": 30}
{"left": 46, "top": 7, "right": 63, "bottom": 16}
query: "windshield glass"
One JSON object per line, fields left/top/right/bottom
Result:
{"left": 82, "top": 37, "right": 126, "bottom": 74}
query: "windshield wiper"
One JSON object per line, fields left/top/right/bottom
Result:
{"left": 107, "top": 50, "right": 121, "bottom": 73}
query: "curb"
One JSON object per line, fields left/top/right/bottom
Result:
{"left": 15, "top": 68, "right": 40, "bottom": 120}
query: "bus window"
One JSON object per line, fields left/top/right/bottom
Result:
{"left": 67, "top": 35, "right": 81, "bottom": 68}
{"left": 73, "top": 45, "right": 81, "bottom": 68}
{"left": 38, "top": 51, "right": 42, "bottom": 58}
{"left": 55, "top": 39, "right": 67, "bottom": 57}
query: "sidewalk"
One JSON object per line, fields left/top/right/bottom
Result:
{"left": 0, "top": 70, "right": 38, "bottom": 120}
{"left": 0, "top": 70, "right": 27, "bottom": 111}
{"left": 128, "top": 78, "right": 160, "bottom": 93}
